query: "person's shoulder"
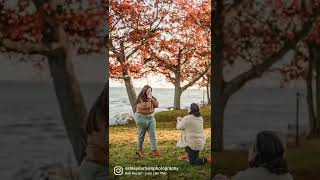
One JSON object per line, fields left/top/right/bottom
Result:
{"left": 184, "top": 114, "right": 203, "bottom": 120}
{"left": 183, "top": 114, "right": 194, "bottom": 119}
{"left": 193, "top": 115, "right": 204, "bottom": 121}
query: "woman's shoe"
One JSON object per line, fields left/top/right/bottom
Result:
{"left": 178, "top": 153, "right": 189, "bottom": 161}
{"left": 207, "top": 155, "right": 212, "bottom": 164}
{"left": 136, "top": 149, "right": 144, "bottom": 159}
{"left": 151, "top": 150, "right": 161, "bottom": 157}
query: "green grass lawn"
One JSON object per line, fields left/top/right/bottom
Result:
{"left": 213, "top": 138, "right": 320, "bottom": 180}
{"left": 109, "top": 106, "right": 211, "bottom": 180}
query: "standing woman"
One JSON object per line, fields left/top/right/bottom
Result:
{"left": 79, "top": 87, "right": 107, "bottom": 180}
{"left": 135, "top": 85, "right": 161, "bottom": 158}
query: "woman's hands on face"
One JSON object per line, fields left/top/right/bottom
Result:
{"left": 146, "top": 88, "right": 152, "bottom": 99}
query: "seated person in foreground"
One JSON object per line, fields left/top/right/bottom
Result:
{"left": 214, "top": 131, "right": 294, "bottom": 180}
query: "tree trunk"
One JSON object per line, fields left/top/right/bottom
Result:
{"left": 47, "top": 48, "right": 87, "bottom": 165}
{"left": 307, "top": 43, "right": 317, "bottom": 135}
{"left": 124, "top": 76, "right": 137, "bottom": 112}
{"left": 315, "top": 44, "right": 320, "bottom": 135}
{"left": 174, "top": 84, "right": 182, "bottom": 110}
{"left": 212, "top": 0, "right": 225, "bottom": 151}
{"left": 173, "top": 65, "right": 182, "bottom": 110}
{"left": 207, "top": 76, "right": 211, "bottom": 104}
{"left": 306, "top": 66, "right": 316, "bottom": 135}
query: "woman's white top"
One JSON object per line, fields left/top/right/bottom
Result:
{"left": 176, "top": 115, "right": 206, "bottom": 151}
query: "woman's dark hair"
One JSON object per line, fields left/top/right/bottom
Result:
{"left": 136, "top": 85, "right": 152, "bottom": 104}
{"left": 85, "top": 86, "right": 107, "bottom": 134}
{"left": 249, "top": 131, "right": 289, "bottom": 175}
{"left": 189, "top": 103, "right": 201, "bottom": 117}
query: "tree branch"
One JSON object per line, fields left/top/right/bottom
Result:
{"left": 146, "top": 44, "right": 176, "bottom": 72}
{"left": 182, "top": 65, "right": 211, "bottom": 91}
{"left": 225, "top": 9, "right": 320, "bottom": 98}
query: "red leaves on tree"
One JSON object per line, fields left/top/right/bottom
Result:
{"left": 0, "top": 0, "right": 105, "bottom": 55}
{"left": 142, "top": 0, "right": 211, "bottom": 87}
{"left": 109, "top": 0, "right": 173, "bottom": 79}
{"left": 224, "top": 0, "right": 320, "bottom": 83}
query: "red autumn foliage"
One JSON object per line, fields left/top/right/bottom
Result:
{"left": 108, "top": 0, "right": 173, "bottom": 79}
{"left": 221, "top": 0, "right": 320, "bottom": 85}
{"left": 109, "top": 0, "right": 210, "bottom": 87}
{"left": 0, "top": 0, "right": 105, "bottom": 55}
{"left": 143, "top": 0, "right": 211, "bottom": 88}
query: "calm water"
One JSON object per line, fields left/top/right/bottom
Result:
{"left": 109, "top": 87, "right": 208, "bottom": 124}
{"left": 0, "top": 82, "right": 309, "bottom": 179}
{"left": 0, "top": 82, "right": 104, "bottom": 180}
{"left": 224, "top": 86, "right": 308, "bottom": 149}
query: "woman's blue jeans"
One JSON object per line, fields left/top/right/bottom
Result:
{"left": 134, "top": 112, "right": 158, "bottom": 151}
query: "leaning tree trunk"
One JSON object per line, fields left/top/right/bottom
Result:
{"left": 124, "top": 76, "right": 137, "bottom": 112}
{"left": 47, "top": 48, "right": 88, "bottom": 165}
{"left": 212, "top": 0, "right": 225, "bottom": 151}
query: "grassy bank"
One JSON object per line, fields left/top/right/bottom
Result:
{"left": 109, "top": 106, "right": 211, "bottom": 179}
{"left": 213, "top": 138, "right": 320, "bottom": 180}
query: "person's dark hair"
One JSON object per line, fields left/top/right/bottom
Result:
{"left": 85, "top": 86, "right": 107, "bottom": 135}
{"left": 189, "top": 103, "right": 201, "bottom": 117}
{"left": 136, "top": 85, "right": 152, "bottom": 104}
{"left": 249, "top": 131, "right": 289, "bottom": 175}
